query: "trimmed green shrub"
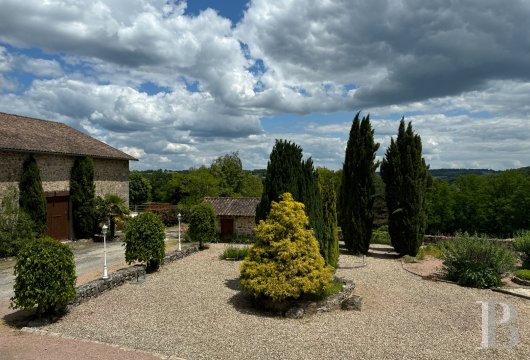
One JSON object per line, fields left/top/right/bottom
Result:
{"left": 514, "top": 269, "right": 530, "bottom": 281}
{"left": 123, "top": 212, "right": 165, "bottom": 272}
{"left": 0, "top": 187, "right": 36, "bottom": 257}
{"left": 439, "top": 233, "right": 517, "bottom": 288}
{"left": 18, "top": 155, "right": 47, "bottom": 235}
{"left": 219, "top": 245, "right": 249, "bottom": 260}
{"left": 513, "top": 230, "right": 530, "bottom": 269}
{"left": 240, "top": 193, "right": 333, "bottom": 303}
{"left": 188, "top": 203, "right": 216, "bottom": 249}
{"left": 70, "top": 156, "right": 96, "bottom": 239}
{"left": 11, "top": 237, "right": 76, "bottom": 314}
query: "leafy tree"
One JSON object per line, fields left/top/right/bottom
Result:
{"left": 11, "top": 237, "right": 76, "bottom": 315}
{"left": 123, "top": 211, "right": 165, "bottom": 272}
{"left": 95, "top": 194, "right": 129, "bottom": 239}
{"left": 240, "top": 193, "right": 333, "bottom": 303}
{"left": 129, "top": 172, "right": 152, "bottom": 205}
{"left": 70, "top": 156, "right": 96, "bottom": 239}
{"left": 210, "top": 152, "right": 245, "bottom": 196}
{"left": 339, "top": 113, "right": 380, "bottom": 254}
{"left": 0, "top": 186, "right": 36, "bottom": 257}
{"left": 380, "top": 119, "right": 431, "bottom": 256}
{"left": 188, "top": 203, "right": 216, "bottom": 249}
{"left": 240, "top": 172, "right": 264, "bottom": 197}
{"left": 426, "top": 179, "right": 456, "bottom": 234}
{"left": 321, "top": 181, "right": 339, "bottom": 267}
{"left": 18, "top": 155, "right": 47, "bottom": 235}
{"left": 143, "top": 170, "right": 173, "bottom": 202}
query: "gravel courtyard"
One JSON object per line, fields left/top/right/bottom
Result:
{"left": 42, "top": 244, "right": 529, "bottom": 360}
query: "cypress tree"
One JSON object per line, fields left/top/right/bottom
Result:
{"left": 299, "top": 158, "right": 324, "bottom": 246}
{"left": 256, "top": 140, "right": 303, "bottom": 222}
{"left": 339, "top": 113, "right": 380, "bottom": 254}
{"left": 18, "top": 155, "right": 47, "bottom": 235}
{"left": 321, "top": 180, "right": 339, "bottom": 267}
{"left": 256, "top": 140, "right": 325, "bottom": 250}
{"left": 70, "top": 156, "right": 96, "bottom": 239}
{"left": 380, "top": 119, "right": 430, "bottom": 256}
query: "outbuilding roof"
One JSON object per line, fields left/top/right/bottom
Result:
{"left": 203, "top": 197, "right": 260, "bottom": 217}
{"left": 0, "top": 112, "right": 137, "bottom": 161}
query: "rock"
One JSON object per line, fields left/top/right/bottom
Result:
{"left": 341, "top": 295, "right": 363, "bottom": 311}
{"left": 285, "top": 307, "right": 304, "bottom": 319}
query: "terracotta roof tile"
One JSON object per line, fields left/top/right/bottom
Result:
{"left": 203, "top": 197, "right": 260, "bottom": 217}
{"left": 0, "top": 112, "right": 136, "bottom": 160}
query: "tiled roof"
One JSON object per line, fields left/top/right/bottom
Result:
{"left": 0, "top": 112, "right": 137, "bottom": 161}
{"left": 204, "top": 197, "right": 260, "bottom": 217}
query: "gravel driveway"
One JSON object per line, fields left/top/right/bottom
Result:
{"left": 38, "top": 244, "right": 530, "bottom": 359}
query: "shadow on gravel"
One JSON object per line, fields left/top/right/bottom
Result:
{"left": 225, "top": 278, "right": 280, "bottom": 318}
{"left": 3, "top": 307, "right": 66, "bottom": 329}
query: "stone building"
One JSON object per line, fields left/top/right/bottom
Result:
{"left": 0, "top": 112, "right": 137, "bottom": 239}
{"left": 203, "top": 197, "right": 260, "bottom": 239}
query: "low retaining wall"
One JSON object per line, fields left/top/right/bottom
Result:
{"left": 424, "top": 235, "right": 514, "bottom": 250}
{"left": 70, "top": 245, "right": 199, "bottom": 307}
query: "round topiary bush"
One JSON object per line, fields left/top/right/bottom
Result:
{"left": 11, "top": 237, "right": 76, "bottom": 315}
{"left": 240, "top": 193, "right": 333, "bottom": 305}
{"left": 188, "top": 203, "right": 216, "bottom": 249}
{"left": 124, "top": 211, "right": 166, "bottom": 272}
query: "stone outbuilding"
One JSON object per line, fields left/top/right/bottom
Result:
{"left": 203, "top": 197, "right": 260, "bottom": 239}
{"left": 0, "top": 112, "right": 137, "bottom": 240}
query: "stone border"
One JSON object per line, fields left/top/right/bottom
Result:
{"left": 71, "top": 245, "right": 199, "bottom": 307}
{"left": 256, "top": 279, "right": 361, "bottom": 319}
{"left": 512, "top": 275, "right": 530, "bottom": 287}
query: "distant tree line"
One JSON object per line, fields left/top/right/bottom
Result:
{"left": 130, "top": 151, "right": 264, "bottom": 207}
{"left": 427, "top": 170, "right": 530, "bottom": 237}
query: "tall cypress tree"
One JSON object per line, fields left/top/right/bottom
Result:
{"left": 380, "top": 119, "right": 430, "bottom": 256}
{"left": 70, "top": 156, "right": 96, "bottom": 239}
{"left": 19, "top": 155, "right": 47, "bottom": 235}
{"left": 256, "top": 140, "right": 325, "bottom": 248}
{"left": 321, "top": 180, "right": 339, "bottom": 267}
{"left": 256, "top": 140, "right": 303, "bottom": 222}
{"left": 339, "top": 113, "right": 379, "bottom": 254}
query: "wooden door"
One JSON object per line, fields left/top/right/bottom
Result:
{"left": 220, "top": 218, "right": 234, "bottom": 240}
{"left": 46, "top": 195, "right": 69, "bottom": 240}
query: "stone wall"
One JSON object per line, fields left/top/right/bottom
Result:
{"left": 71, "top": 245, "right": 199, "bottom": 307}
{"left": 0, "top": 150, "right": 130, "bottom": 204}
{"left": 215, "top": 216, "right": 256, "bottom": 237}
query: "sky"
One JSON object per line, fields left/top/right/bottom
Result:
{"left": 0, "top": 0, "right": 529, "bottom": 171}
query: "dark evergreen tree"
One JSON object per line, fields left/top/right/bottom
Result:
{"left": 339, "top": 113, "right": 379, "bottom": 254}
{"left": 321, "top": 180, "right": 339, "bottom": 267}
{"left": 256, "top": 140, "right": 325, "bottom": 248}
{"left": 70, "top": 156, "right": 96, "bottom": 239}
{"left": 380, "top": 119, "right": 431, "bottom": 256}
{"left": 256, "top": 140, "right": 303, "bottom": 222}
{"left": 18, "top": 155, "right": 47, "bottom": 235}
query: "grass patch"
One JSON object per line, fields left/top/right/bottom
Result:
{"left": 514, "top": 269, "right": 530, "bottom": 280}
{"left": 305, "top": 280, "right": 344, "bottom": 301}
{"left": 416, "top": 245, "right": 443, "bottom": 260}
{"left": 219, "top": 245, "right": 249, "bottom": 260}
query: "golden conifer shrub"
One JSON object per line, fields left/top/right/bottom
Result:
{"left": 240, "top": 193, "right": 333, "bottom": 303}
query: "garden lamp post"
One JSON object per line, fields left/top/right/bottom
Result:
{"left": 177, "top": 213, "right": 182, "bottom": 251}
{"left": 102, "top": 224, "right": 109, "bottom": 280}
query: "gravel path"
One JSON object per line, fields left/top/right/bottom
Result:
{"left": 42, "top": 244, "right": 529, "bottom": 359}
